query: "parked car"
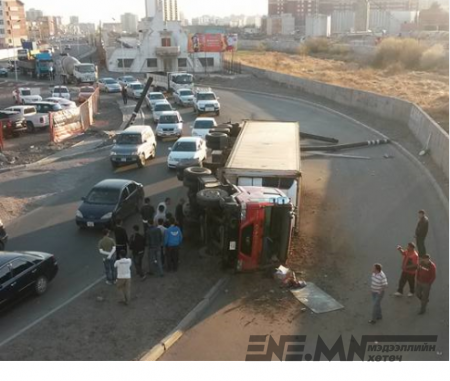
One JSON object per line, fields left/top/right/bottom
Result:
{"left": 193, "top": 88, "right": 220, "bottom": 116}
{"left": 78, "top": 86, "right": 96, "bottom": 103}
{"left": 167, "top": 137, "right": 207, "bottom": 169}
{"left": 0, "top": 67, "right": 8, "bottom": 78}
{"left": 45, "top": 97, "right": 77, "bottom": 110}
{"left": 75, "top": 179, "right": 144, "bottom": 229}
{"left": 98, "top": 77, "right": 121, "bottom": 93}
{"left": 152, "top": 101, "right": 173, "bottom": 123}
{"left": 127, "top": 82, "right": 144, "bottom": 99}
{"left": 51, "top": 86, "right": 71, "bottom": 100}
{"left": 0, "top": 110, "right": 27, "bottom": 137}
{"left": 118, "top": 75, "right": 137, "bottom": 87}
{"left": 110, "top": 125, "right": 157, "bottom": 169}
{"left": 173, "top": 88, "right": 195, "bottom": 107}
{"left": 65, "top": 45, "right": 71, "bottom": 50}
{"left": 0, "top": 219, "right": 7, "bottom": 251}
{"left": 12, "top": 88, "right": 42, "bottom": 104}
{"left": 0, "top": 251, "right": 58, "bottom": 310}
{"left": 145, "top": 92, "right": 167, "bottom": 109}
{"left": 29, "top": 101, "right": 63, "bottom": 115}
{"left": 5, "top": 105, "right": 49, "bottom": 132}
{"left": 155, "top": 111, "right": 183, "bottom": 140}
{"left": 190, "top": 117, "right": 218, "bottom": 138}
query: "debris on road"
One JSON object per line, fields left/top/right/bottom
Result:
{"left": 274, "top": 265, "right": 307, "bottom": 290}
{"left": 300, "top": 132, "right": 339, "bottom": 144}
{"left": 290, "top": 282, "right": 344, "bottom": 314}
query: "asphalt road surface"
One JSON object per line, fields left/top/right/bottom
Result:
{"left": 0, "top": 87, "right": 448, "bottom": 360}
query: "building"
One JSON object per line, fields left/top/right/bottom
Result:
{"left": 121, "top": 13, "right": 139, "bottom": 33}
{"left": 355, "top": 0, "right": 369, "bottom": 31}
{"left": 79, "top": 22, "right": 96, "bottom": 35}
{"left": 70, "top": 16, "right": 79, "bottom": 25}
{"left": 53, "top": 16, "right": 62, "bottom": 36}
{"left": 102, "top": 22, "right": 123, "bottom": 34}
{"left": 268, "top": 0, "right": 320, "bottom": 28}
{"left": 305, "top": 14, "right": 331, "bottom": 36}
{"left": 25, "top": 8, "right": 43, "bottom": 21}
{"left": 0, "top": 0, "right": 27, "bottom": 48}
{"left": 267, "top": 13, "right": 296, "bottom": 35}
{"left": 162, "top": 0, "right": 180, "bottom": 21}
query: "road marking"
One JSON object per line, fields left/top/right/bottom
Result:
{"left": 0, "top": 276, "right": 104, "bottom": 349}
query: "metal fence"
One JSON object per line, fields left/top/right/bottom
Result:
{"left": 223, "top": 59, "right": 242, "bottom": 74}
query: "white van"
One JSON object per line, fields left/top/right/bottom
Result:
{"left": 5, "top": 105, "right": 49, "bottom": 132}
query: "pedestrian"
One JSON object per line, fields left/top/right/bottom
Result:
{"left": 114, "top": 250, "right": 132, "bottom": 305}
{"left": 129, "top": 225, "right": 146, "bottom": 281}
{"left": 415, "top": 210, "right": 429, "bottom": 258}
{"left": 98, "top": 229, "right": 117, "bottom": 285}
{"left": 140, "top": 197, "right": 155, "bottom": 234}
{"left": 154, "top": 203, "right": 167, "bottom": 226}
{"left": 165, "top": 217, "right": 183, "bottom": 272}
{"left": 175, "top": 198, "right": 185, "bottom": 232}
{"left": 145, "top": 220, "right": 164, "bottom": 276}
{"left": 416, "top": 254, "right": 436, "bottom": 315}
{"left": 158, "top": 197, "right": 171, "bottom": 215}
{"left": 369, "top": 263, "right": 388, "bottom": 324}
{"left": 394, "top": 243, "right": 419, "bottom": 297}
{"left": 157, "top": 218, "right": 167, "bottom": 267}
{"left": 121, "top": 85, "right": 128, "bottom": 105}
{"left": 164, "top": 212, "right": 174, "bottom": 228}
{"left": 113, "top": 219, "right": 128, "bottom": 256}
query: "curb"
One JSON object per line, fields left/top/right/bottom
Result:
{"left": 207, "top": 84, "right": 449, "bottom": 214}
{"left": 140, "top": 275, "right": 230, "bottom": 361}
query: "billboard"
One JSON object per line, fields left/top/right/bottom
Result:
{"left": 188, "top": 33, "right": 238, "bottom": 53}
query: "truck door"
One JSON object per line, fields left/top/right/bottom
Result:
{"left": 237, "top": 206, "right": 264, "bottom": 271}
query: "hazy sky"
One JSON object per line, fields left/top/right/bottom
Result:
{"left": 23, "top": 0, "right": 268, "bottom": 23}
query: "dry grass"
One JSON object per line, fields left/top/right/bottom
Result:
{"left": 236, "top": 50, "right": 449, "bottom": 131}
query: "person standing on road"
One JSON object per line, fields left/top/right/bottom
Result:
{"left": 415, "top": 210, "right": 429, "bottom": 258}
{"left": 98, "top": 229, "right": 116, "bottom": 285}
{"left": 114, "top": 250, "right": 132, "bottom": 305}
{"left": 129, "top": 225, "right": 146, "bottom": 281}
{"left": 157, "top": 218, "right": 167, "bottom": 268}
{"left": 165, "top": 217, "right": 183, "bottom": 272}
{"left": 158, "top": 198, "right": 171, "bottom": 215}
{"left": 121, "top": 85, "right": 128, "bottom": 105}
{"left": 369, "top": 263, "right": 388, "bottom": 324}
{"left": 114, "top": 219, "right": 128, "bottom": 256}
{"left": 175, "top": 198, "right": 185, "bottom": 232}
{"left": 154, "top": 204, "right": 167, "bottom": 226}
{"left": 416, "top": 254, "right": 436, "bottom": 315}
{"left": 394, "top": 243, "right": 419, "bottom": 297}
{"left": 140, "top": 198, "right": 155, "bottom": 234}
{"left": 145, "top": 220, "right": 164, "bottom": 276}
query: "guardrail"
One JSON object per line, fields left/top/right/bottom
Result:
{"left": 241, "top": 64, "right": 449, "bottom": 179}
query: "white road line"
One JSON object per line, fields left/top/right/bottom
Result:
{"left": 0, "top": 276, "right": 104, "bottom": 349}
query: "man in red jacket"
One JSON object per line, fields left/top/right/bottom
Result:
{"left": 416, "top": 254, "right": 436, "bottom": 315}
{"left": 394, "top": 242, "right": 419, "bottom": 297}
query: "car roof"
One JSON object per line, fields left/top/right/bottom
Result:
{"left": 149, "top": 92, "right": 164, "bottom": 96}
{"left": 195, "top": 117, "right": 216, "bottom": 122}
{"left": 17, "top": 87, "right": 31, "bottom": 90}
{"left": 0, "top": 110, "right": 19, "bottom": 115}
{"left": 0, "top": 252, "right": 22, "bottom": 266}
{"left": 93, "top": 179, "right": 134, "bottom": 190}
{"left": 79, "top": 86, "right": 95, "bottom": 91}
{"left": 154, "top": 100, "right": 170, "bottom": 106}
{"left": 53, "top": 85, "right": 68, "bottom": 89}
{"left": 6, "top": 105, "right": 35, "bottom": 110}
{"left": 30, "top": 101, "right": 58, "bottom": 105}
{"left": 101, "top": 77, "right": 115, "bottom": 81}
{"left": 129, "top": 81, "right": 142, "bottom": 85}
{"left": 175, "top": 137, "right": 202, "bottom": 143}
{"left": 120, "top": 125, "right": 151, "bottom": 134}
{"left": 159, "top": 111, "right": 179, "bottom": 116}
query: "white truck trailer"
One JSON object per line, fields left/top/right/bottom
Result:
{"left": 146, "top": 71, "right": 194, "bottom": 93}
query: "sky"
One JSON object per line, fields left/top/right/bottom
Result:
{"left": 22, "top": 0, "right": 268, "bottom": 24}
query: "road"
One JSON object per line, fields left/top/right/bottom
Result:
{"left": 0, "top": 86, "right": 448, "bottom": 360}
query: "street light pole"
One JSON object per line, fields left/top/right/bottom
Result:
{"left": 10, "top": 24, "right": 18, "bottom": 81}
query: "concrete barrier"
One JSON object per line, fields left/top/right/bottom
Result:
{"left": 241, "top": 64, "right": 449, "bottom": 179}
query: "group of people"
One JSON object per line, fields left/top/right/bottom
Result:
{"left": 370, "top": 210, "right": 436, "bottom": 323}
{"left": 97, "top": 197, "right": 185, "bottom": 306}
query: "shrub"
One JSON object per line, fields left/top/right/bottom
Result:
{"left": 373, "top": 38, "right": 425, "bottom": 70}
{"left": 305, "top": 38, "right": 330, "bottom": 54}
{"left": 420, "top": 44, "right": 447, "bottom": 70}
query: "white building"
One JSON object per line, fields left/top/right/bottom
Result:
{"left": 306, "top": 14, "right": 331, "bottom": 37}
{"left": 106, "top": 0, "right": 222, "bottom": 74}
{"left": 121, "top": 13, "right": 139, "bottom": 34}
{"left": 26, "top": 8, "right": 43, "bottom": 21}
{"left": 267, "top": 14, "right": 295, "bottom": 35}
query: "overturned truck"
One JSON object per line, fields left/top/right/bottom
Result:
{"left": 177, "top": 120, "right": 302, "bottom": 272}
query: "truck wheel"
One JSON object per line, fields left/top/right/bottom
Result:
{"left": 197, "top": 188, "right": 229, "bottom": 209}
{"left": 184, "top": 166, "right": 212, "bottom": 181}
{"left": 206, "top": 132, "right": 228, "bottom": 150}
{"left": 26, "top": 121, "right": 35, "bottom": 133}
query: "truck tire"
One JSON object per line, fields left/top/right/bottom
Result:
{"left": 206, "top": 132, "right": 228, "bottom": 150}
{"left": 230, "top": 123, "right": 241, "bottom": 138}
{"left": 197, "top": 188, "right": 229, "bottom": 209}
{"left": 209, "top": 127, "right": 231, "bottom": 136}
{"left": 184, "top": 166, "right": 212, "bottom": 181}
{"left": 26, "top": 121, "right": 35, "bottom": 133}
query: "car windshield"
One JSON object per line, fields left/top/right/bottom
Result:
{"left": 124, "top": 76, "right": 136, "bottom": 82}
{"left": 131, "top": 84, "right": 143, "bottom": 90}
{"left": 155, "top": 104, "right": 172, "bottom": 112}
{"left": 159, "top": 115, "right": 179, "bottom": 124}
{"left": 81, "top": 87, "right": 94, "bottom": 93}
{"left": 197, "top": 93, "right": 216, "bottom": 101}
{"left": 105, "top": 79, "right": 117, "bottom": 84}
{"left": 194, "top": 120, "right": 215, "bottom": 129}
{"left": 172, "top": 74, "right": 193, "bottom": 85}
{"left": 180, "top": 90, "right": 193, "bottom": 96}
{"left": 54, "top": 88, "right": 69, "bottom": 93}
{"left": 77, "top": 65, "right": 95, "bottom": 73}
{"left": 21, "top": 90, "right": 31, "bottom": 96}
{"left": 150, "top": 94, "right": 164, "bottom": 100}
{"left": 172, "top": 141, "right": 196, "bottom": 152}
{"left": 86, "top": 188, "right": 120, "bottom": 205}
{"left": 116, "top": 134, "right": 142, "bottom": 145}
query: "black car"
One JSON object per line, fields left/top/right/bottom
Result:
{"left": 76, "top": 179, "right": 144, "bottom": 229}
{"left": 0, "top": 219, "right": 7, "bottom": 250}
{"left": 0, "top": 251, "right": 58, "bottom": 310}
{"left": 0, "top": 110, "right": 27, "bottom": 137}
{"left": 0, "top": 67, "right": 8, "bottom": 78}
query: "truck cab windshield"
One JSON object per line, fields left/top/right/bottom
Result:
{"left": 172, "top": 75, "right": 193, "bottom": 85}
{"left": 76, "top": 65, "right": 95, "bottom": 73}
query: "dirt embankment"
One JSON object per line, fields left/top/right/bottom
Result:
{"left": 236, "top": 51, "right": 449, "bottom": 132}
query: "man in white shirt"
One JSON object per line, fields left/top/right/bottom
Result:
{"left": 370, "top": 263, "right": 388, "bottom": 324}
{"left": 114, "top": 250, "right": 132, "bottom": 305}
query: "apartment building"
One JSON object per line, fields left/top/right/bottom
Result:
{"left": 0, "top": 0, "right": 27, "bottom": 48}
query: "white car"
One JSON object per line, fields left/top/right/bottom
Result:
{"left": 5, "top": 105, "right": 49, "bottom": 132}
{"left": 118, "top": 75, "right": 137, "bottom": 87}
{"left": 194, "top": 88, "right": 220, "bottom": 116}
{"left": 145, "top": 92, "right": 166, "bottom": 109}
{"left": 98, "top": 77, "right": 121, "bottom": 93}
{"left": 173, "top": 88, "right": 195, "bottom": 107}
{"left": 127, "top": 82, "right": 144, "bottom": 99}
{"left": 191, "top": 117, "right": 218, "bottom": 138}
{"left": 12, "top": 87, "right": 42, "bottom": 104}
{"left": 51, "top": 86, "right": 71, "bottom": 100}
{"left": 155, "top": 111, "right": 183, "bottom": 139}
{"left": 167, "top": 137, "right": 207, "bottom": 169}
{"left": 45, "top": 97, "right": 77, "bottom": 110}
{"left": 152, "top": 101, "right": 173, "bottom": 123}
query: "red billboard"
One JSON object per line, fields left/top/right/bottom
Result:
{"left": 188, "top": 34, "right": 238, "bottom": 53}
